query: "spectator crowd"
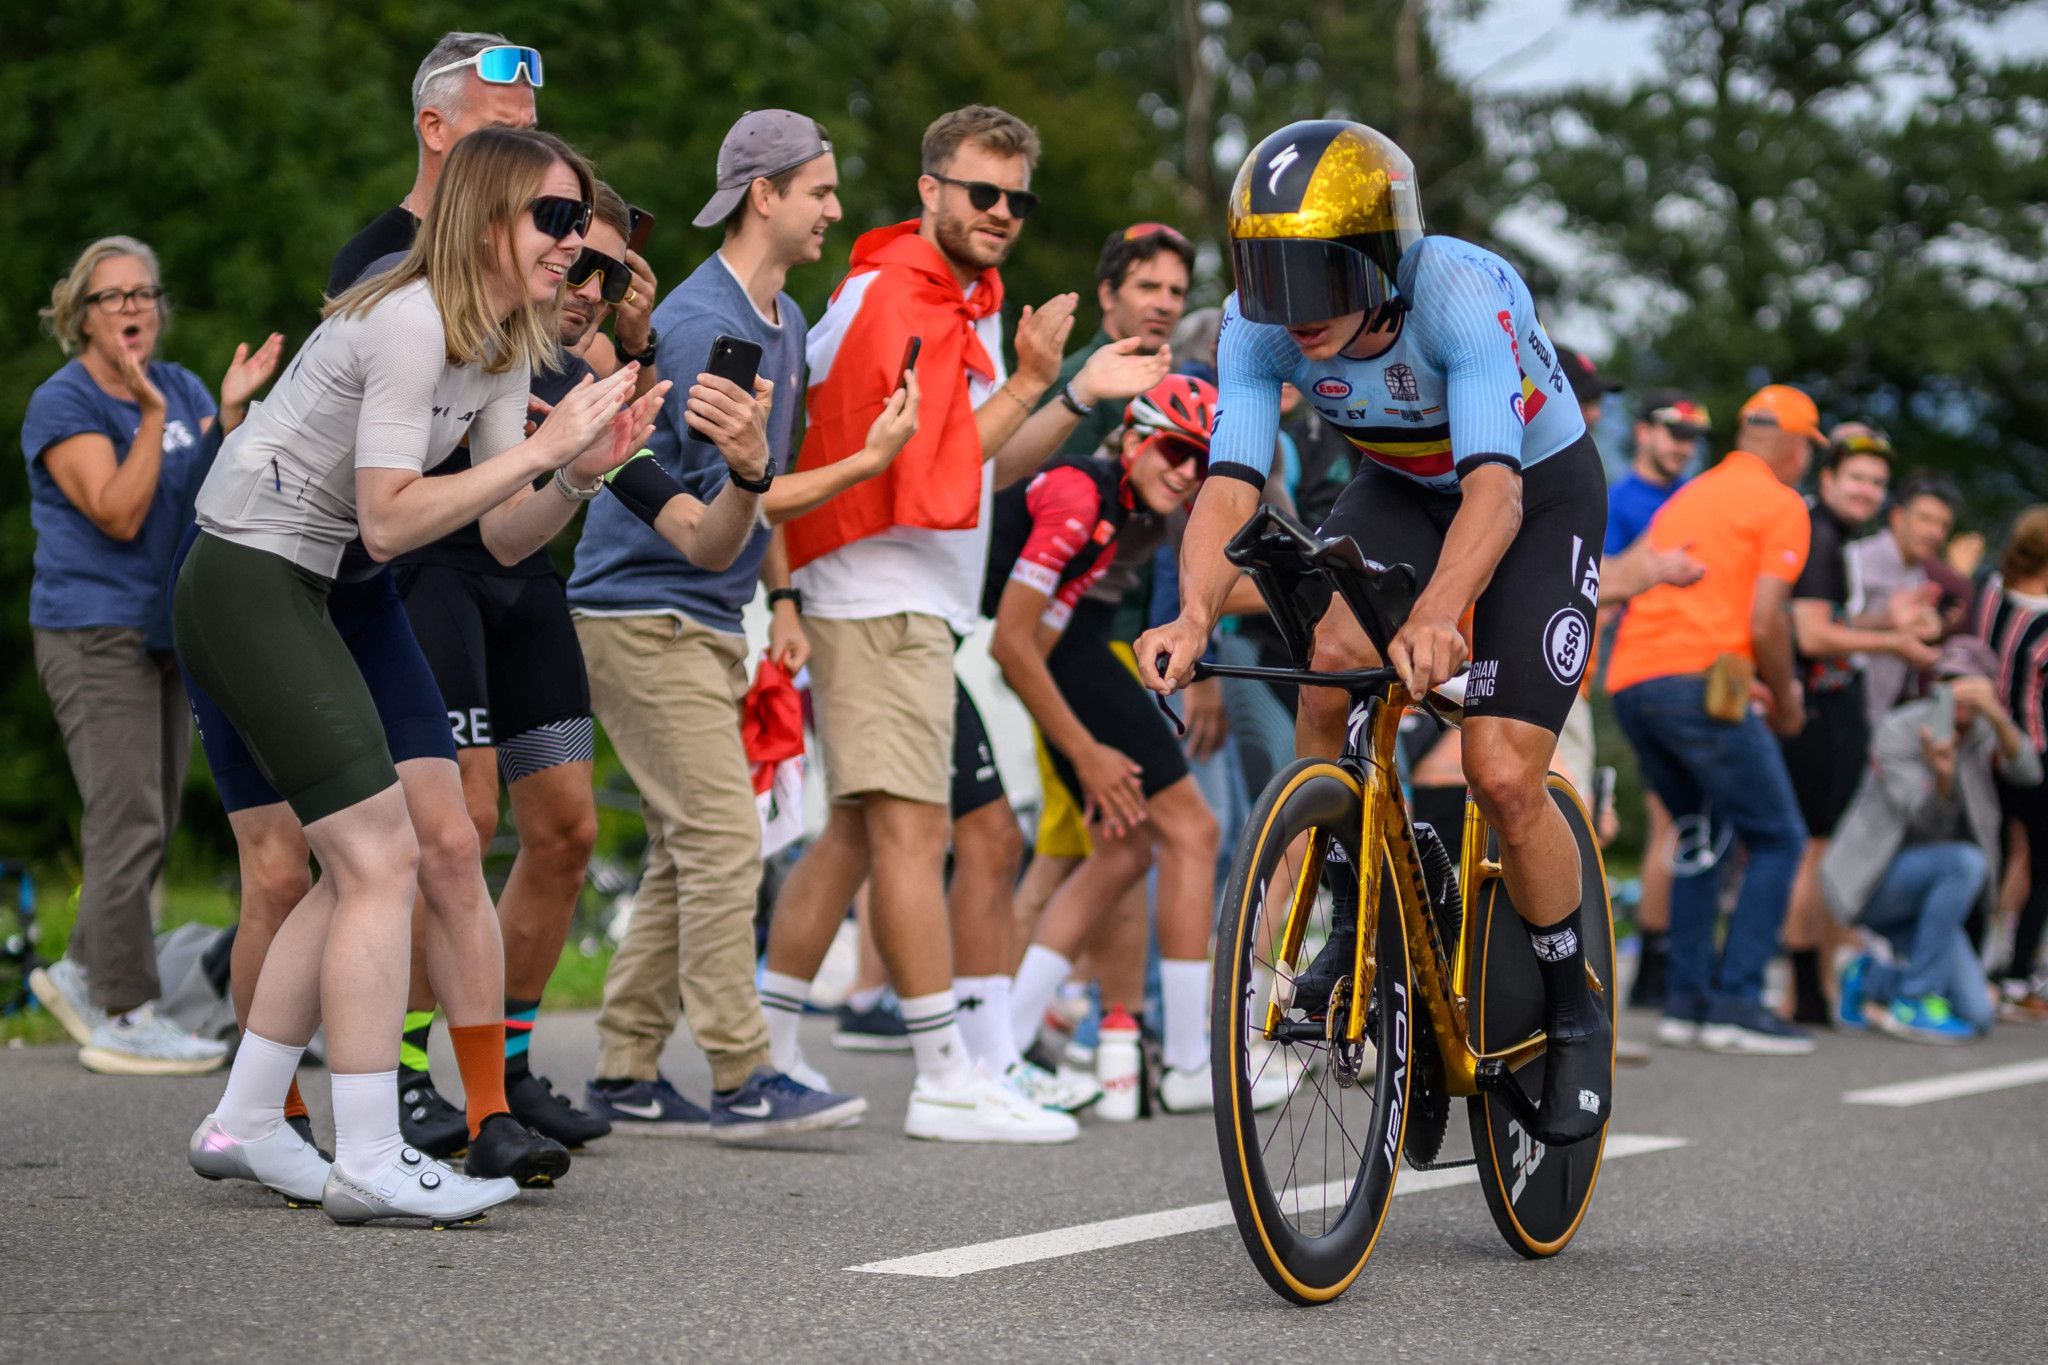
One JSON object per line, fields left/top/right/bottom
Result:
{"left": 16, "top": 30, "right": 2048, "bottom": 1230}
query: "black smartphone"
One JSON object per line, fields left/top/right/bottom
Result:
{"left": 898, "top": 335, "right": 922, "bottom": 389}
{"left": 689, "top": 334, "right": 764, "bottom": 440}
{"left": 626, "top": 205, "right": 656, "bottom": 255}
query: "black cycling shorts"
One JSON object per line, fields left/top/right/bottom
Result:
{"left": 1318, "top": 432, "right": 1607, "bottom": 737}
{"left": 1043, "top": 599, "right": 1191, "bottom": 805}
{"left": 951, "top": 679, "right": 1008, "bottom": 818}
{"left": 395, "top": 563, "right": 594, "bottom": 785}
{"left": 1779, "top": 677, "right": 1871, "bottom": 837}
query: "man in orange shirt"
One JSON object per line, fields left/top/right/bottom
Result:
{"left": 1608, "top": 385, "right": 1822, "bottom": 1056}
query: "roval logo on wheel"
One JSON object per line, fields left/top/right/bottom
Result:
{"left": 1542, "top": 607, "right": 1591, "bottom": 686}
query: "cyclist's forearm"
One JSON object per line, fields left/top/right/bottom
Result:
{"left": 1178, "top": 477, "right": 1259, "bottom": 631}
{"left": 1414, "top": 465, "right": 1521, "bottom": 619}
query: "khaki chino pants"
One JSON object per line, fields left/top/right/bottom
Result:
{"left": 576, "top": 613, "right": 771, "bottom": 1090}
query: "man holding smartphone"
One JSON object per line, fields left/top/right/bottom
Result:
{"left": 571, "top": 110, "right": 912, "bottom": 1138}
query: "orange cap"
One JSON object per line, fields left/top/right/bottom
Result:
{"left": 1738, "top": 384, "right": 1824, "bottom": 442}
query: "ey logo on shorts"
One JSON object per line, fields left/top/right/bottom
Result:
{"left": 1542, "top": 608, "right": 1591, "bottom": 687}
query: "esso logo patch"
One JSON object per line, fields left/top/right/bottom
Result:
{"left": 1313, "top": 377, "right": 1352, "bottom": 400}
{"left": 1543, "top": 607, "right": 1591, "bottom": 686}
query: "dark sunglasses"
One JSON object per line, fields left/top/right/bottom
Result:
{"left": 1137, "top": 433, "right": 1208, "bottom": 476}
{"left": 564, "top": 246, "right": 631, "bottom": 303}
{"left": 931, "top": 174, "right": 1038, "bottom": 220}
{"left": 529, "top": 196, "right": 592, "bottom": 241}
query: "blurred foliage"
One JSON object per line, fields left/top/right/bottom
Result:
{"left": 1505, "top": 0, "right": 2048, "bottom": 523}
{"left": 0, "top": 0, "right": 1484, "bottom": 864}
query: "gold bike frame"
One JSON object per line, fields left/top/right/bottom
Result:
{"left": 1257, "top": 684, "right": 1547, "bottom": 1095}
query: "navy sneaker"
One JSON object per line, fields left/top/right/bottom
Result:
{"left": 582, "top": 1076, "right": 711, "bottom": 1137}
{"left": 832, "top": 997, "right": 910, "bottom": 1052}
{"left": 710, "top": 1068, "right": 867, "bottom": 1142}
{"left": 1700, "top": 999, "right": 1817, "bottom": 1056}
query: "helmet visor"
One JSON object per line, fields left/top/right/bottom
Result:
{"left": 1230, "top": 237, "right": 1396, "bottom": 327}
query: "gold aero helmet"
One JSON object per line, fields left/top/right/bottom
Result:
{"left": 1227, "top": 120, "right": 1424, "bottom": 326}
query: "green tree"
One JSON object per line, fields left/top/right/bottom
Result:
{"left": 1505, "top": 0, "right": 2048, "bottom": 516}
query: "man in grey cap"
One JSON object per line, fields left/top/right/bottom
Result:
{"left": 571, "top": 110, "right": 919, "bottom": 1137}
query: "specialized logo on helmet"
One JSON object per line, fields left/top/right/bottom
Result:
{"left": 1313, "top": 377, "right": 1351, "bottom": 400}
{"left": 1265, "top": 143, "right": 1301, "bottom": 195}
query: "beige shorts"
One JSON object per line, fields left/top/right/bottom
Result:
{"left": 1553, "top": 691, "right": 1596, "bottom": 797}
{"left": 805, "top": 612, "right": 956, "bottom": 805}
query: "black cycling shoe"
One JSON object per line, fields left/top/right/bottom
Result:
{"left": 1532, "top": 992, "right": 1613, "bottom": 1146}
{"left": 1291, "top": 855, "right": 1360, "bottom": 1020}
{"left": 507, "top": 1070, "right": 612, "bottom": 1149}
{"left": 398, "top": 1073, "right": 470, "bottom": 1159}
{"left": 285, "top": 1113, "right": 333, "bottom": 1164}
{"left": 464, "top": 1112, "right": 571, "bottom": 1188}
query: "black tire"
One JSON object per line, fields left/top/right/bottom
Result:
{"left": 1465, "top": 776, "right": 1615, "bottom": 1257}
{"left": 1213, "top": 759, "right": 1414, "bottom": 1304}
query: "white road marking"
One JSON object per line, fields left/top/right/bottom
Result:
{"left": 1842, "top": 1057, "right": 2048, "bottom": 1108}
{"left": 848, "top": 1133, "right": 1688, "bottom": 1279}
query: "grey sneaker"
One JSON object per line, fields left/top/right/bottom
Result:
{"left": 28, "top": 959, "right": 104, "bottom": 1045}
{"left": 189, "top": 1113, "right": 331, "bottom": 1207}
{"left": 322, "top": 1146, "right": 517, "bottom": 1229}
{"left": 710, "top": 1068, "right": 867, "bottom": 1142}
{"left": 79, "top": 1003, "right": 228, "bottom": 1075}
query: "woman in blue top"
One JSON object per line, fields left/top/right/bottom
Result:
{"left": 23, "top": 234, "right": 280, "bottom": 1077}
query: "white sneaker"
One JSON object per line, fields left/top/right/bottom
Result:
{"left": 1655, "top": 1016, "right": 1701, "bottom": 1049}
{"left": 322, "top": 1146, "right": 517, "bottom": 1228}
{"left": 189, "top": 1114, "right": 331, "bottom": 1207}
{"left": 79, "top": 1003, "right": 227, "bottom": 1076}
{"left": 1158, "top": 1064, "right": 1218, "bottom": 1114}
{"left": 905, "top": 1073, "right": 1079, "bottom": 1144}
{"left": 785, "top": 1054, "right": 834, "bottom": 1093}
{"left": 28, "top": 959, "right": 103, "bottom": 1045}
{"left": 1004, "top": 1059, "right": 1103, "bottom": 1114}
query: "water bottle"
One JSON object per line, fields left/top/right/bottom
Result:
{"left": 1095, "top": 1004, "right": 1142, "bottom": 1122}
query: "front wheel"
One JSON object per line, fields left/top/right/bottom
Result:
{"left": 1465, "top": 775, "right": 1616, "bottom": 1257}
{"left": 1213, "top": 759, "right": 1414, "bottom": 1305}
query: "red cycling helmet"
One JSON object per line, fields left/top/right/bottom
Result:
{"left": 1123, "top": 374, "right": 1218, "bottom": 472}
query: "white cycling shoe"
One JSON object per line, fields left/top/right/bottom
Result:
{"left": 188, "top": 1114, "right": 331, "bottom": 1208}
{"left": 321, "top": 1146, "right": 518, "bottom": 1229}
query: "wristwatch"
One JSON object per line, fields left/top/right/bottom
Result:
{"left": 617, "top": 325, "right": 659, "bottom": 367}
{"left": 553, "top": 466, "right": 601, "bottom": 502}
{"left": 767, "top": 587, "right": 803, "bottom": 614}
{"left": 728, "top": 465, "right": 774, "bottom": 495}
{"left": 1058, "top": 381, "right": 1093, "bottom": 417}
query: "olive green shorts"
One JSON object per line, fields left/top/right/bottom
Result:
{"left": 173, "top": 533, "right": 397, "bottom": 824}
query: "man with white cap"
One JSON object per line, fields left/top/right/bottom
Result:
{"left": 572, "top": 110, "right": 917, "bottom": 1138}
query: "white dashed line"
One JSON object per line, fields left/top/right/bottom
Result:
{"left": 848, "top": 1133, "right": 1689, "bottom": 1278}
{"left": 1842, "top": 1057, "right": 2048, "bottom": 1108}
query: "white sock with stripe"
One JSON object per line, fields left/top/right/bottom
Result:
{"left": 899, "top": 990, "right": 976, "bottom": 1091}
{"left": 758, "top": 970, "right": 812, "bottom": 1077}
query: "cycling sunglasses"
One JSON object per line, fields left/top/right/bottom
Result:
{"left": 1134, "top": 433, "right": 1209, "bottom": 477}
{"left": 529, "top": 196, "right": 592, "bottom": 241}
{"left": 1832, "top": 432, "right": 1894, "bottom": 458}
{"left": 565, "top": 246, "right": 631, "bottom": 303}
{"left": 931, "top": 174, "right": 1039, "bottom": 220}
{"left": 420, "top": 44, "right": 543, "bottom": 88}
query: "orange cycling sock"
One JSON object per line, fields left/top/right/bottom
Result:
{"left": 283, "top": 1076, "right": 310, "bottom": 1122}
{"left": 448, "top": 1023, "right": 510, "bottom": 1137}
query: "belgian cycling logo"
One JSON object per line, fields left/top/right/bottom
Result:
{"left": 1265, "top": 143, "right": 1300, "bottom": 194}
{"left": 1313, "top": 377, "right": 1351, "bottom": 400}
{"left": 1542, "top": 607, "right": 1591, "bottom": 686}
{"left": 1384, "top": 364, "right": 1420, "bottom": 402}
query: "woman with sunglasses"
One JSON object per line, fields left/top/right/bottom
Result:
{"left": 22, "top": 236, "right": 281, "bottom": 1077}
{"left": 177, "top": 127, "right": 664, "bottom": 1228}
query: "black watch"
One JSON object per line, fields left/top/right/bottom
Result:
{"left": 617, "top": 326, "right": 659, "bottom": 367}
{"left": 767, "top": 587, "right": 803, "bottom": 614}
{"left": 727, "top": 465, "right": 774, "bottom": 495}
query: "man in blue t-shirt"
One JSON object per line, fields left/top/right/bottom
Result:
{"left": 570, "top": 111, "right": 915, "bottom": 1138}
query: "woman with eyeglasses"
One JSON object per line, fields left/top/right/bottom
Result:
{"left": 177, "top": 126, "right": 666, "bottom": 1228}
{"left": 23, "top": 235, "right": 281, "bottom": 1078}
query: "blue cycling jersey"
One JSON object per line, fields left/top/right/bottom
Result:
{"left": 1212, "top": 236, "right": 1584, "bottom": 493}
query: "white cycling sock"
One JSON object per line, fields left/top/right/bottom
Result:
{"left": 1010, "top": 945, "right": 1072, "bottom": 1054}
{"left": 954, "top": 975, "right": 1021, "bottom": 1072}
{"left": 215, "top": 1031, "right": 303, "bottom": 1142}
{"left": 330, "top": 1069, "right": 405, "bottom": 1180}
{"left": 758, "top": 970, "right": 812, "bottom": 1076}
{"left": 899, "top": 990, "right": 975, "bottom": 1091}
{"left": 1160, "top": 958, "right": 1210, "bottom": 1074}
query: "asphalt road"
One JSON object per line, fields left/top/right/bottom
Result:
{"left": 4, "top": 1006, "right": 2045, "bottom": 1363}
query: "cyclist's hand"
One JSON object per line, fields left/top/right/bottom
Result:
{"left": 1389, "top": 605, "right": 1468, "bottom": 700}
{"left": 1137, "top": 617, "right": 1208, "bottom": 694}
{"left": 1078, "top": 741, "right": 1146, "bottom": 838}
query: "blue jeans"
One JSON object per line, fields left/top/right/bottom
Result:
{"left": 1859, "top": 841, "right": 1994, "bottom": 1032}
{"left": 1614, "top": 675, "right": 1809, "bottom": 1015}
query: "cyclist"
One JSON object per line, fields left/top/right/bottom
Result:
{"left": 1138, "top": 120, "right": 1613, "bottom": 1145}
